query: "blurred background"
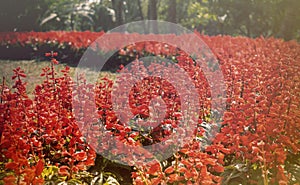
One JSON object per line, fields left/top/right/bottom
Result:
{"left": 0, "top": 0, "right": 299, "bottom": 41}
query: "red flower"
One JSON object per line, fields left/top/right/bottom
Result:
{"left": 51, "top": 58, "right": 59, "bottom": 65}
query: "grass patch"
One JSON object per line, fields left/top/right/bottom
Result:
{"left": 0, "top": 60, "right": 115, "bottom": 96}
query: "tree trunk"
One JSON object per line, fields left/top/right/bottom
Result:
{"left": 112, "top": 0, "right": 123, "bottom": 26}
{"left": 137, "top": 0, "right": 144, "bottom": 20}
{"left": 280, "top": 0, "right": 296, "bottom": 40}
{"left": 137, "top": 0, "right": 147, "bottom": 33}
{"left": 147, "top": 0, "right": 158, "bottom": 33}
{"left": 167, "top": 0, "right": 176, "bottom": 23}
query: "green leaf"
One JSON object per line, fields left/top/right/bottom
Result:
{"left": 67, "top": 178, "right": 83, "bottom": 185}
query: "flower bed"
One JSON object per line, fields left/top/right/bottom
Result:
{"left": 0, "top": 32, "right": 300, "bottom": 184}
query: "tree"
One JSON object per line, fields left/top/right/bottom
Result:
{"left": 182, "top": 0, "right": 217, "bottom": 32}
{"left": 147, "top": 0, "right": 158, "bottom": 33}
{"left": 207, "top": 0, "right": 300, "bottom": 40}
{"left": 167, "top": 0, "right": 177, "bottom": 23}
{"left": 111, "top": 0, "right": 124, "bottom": 26}
{"left": 0, "top": 0, "right": 50, "bottom": 31}
{"left": 278, "top": 0, "right": 300, "bottom": 40}
{"left": 40, "top": 0, "right": 94, "bottom": 31}
{"left": 89, "top": 2, "right": 116, "bottom": 31}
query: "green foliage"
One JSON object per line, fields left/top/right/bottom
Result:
{"left": 221, "top": 163, "right": 248, "bottom": 185}
{"left": 285, "top": 152, "right": 300, "bottom": 184}
{"left": 0, "top": 0, "right": 49, "bottom": 31}
{"left": 40, "top": 0, "right": 95, "bottom": 31}
{"left": 182, "top": 0, "right": 217, "bottom": 31}
{"left": 1, "top": 0, "right": 299, "bottom": 40}
{"left": 41, "top": 165, "right": 121, "bottom": 185}
{"left": 89, "top": 3, "right": 116, "bottom": 31}
{"left": 207, "top": 0, "right": 300, "bottom": 40}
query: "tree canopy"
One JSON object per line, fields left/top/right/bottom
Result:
{"left": 0, "top": 0, "right": 299, "bottom": 40}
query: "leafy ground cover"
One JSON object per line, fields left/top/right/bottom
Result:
{"left": 0, "top": 32, "right": 300, "bottom": 185}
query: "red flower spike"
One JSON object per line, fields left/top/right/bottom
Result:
{"left": 3, "top": 175, "right": 16, "bottom": 185}
{"left": 59, "top": 166, "right": 70, "bottom": 176}
{"left": 151, "top": 177, "right": 162, "bottom": 185}
{"left": 164, "top": 166, "right": 174, "bottom": 174}
{"left": 147, "top": 162, "right": 161, "bottom": 175}
{"left": 5, "top": 162, "right": 18, "bottom": 170}
{"left": 35, "top": 159, "right": 44, "bottom": 176}
{"left": 51, "top": 58, "right": 59, "bottom": 65}
{"left": 168, "top": 173, "right": 180, "bottom": 183}
{"left": 213, "top": 165, "right": 224, "bottom": 173}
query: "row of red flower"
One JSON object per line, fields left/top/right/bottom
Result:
{"left": 0, "top": 31, "right": 104, "bottom": 49}
{"left": 0, "top": 31, "right": 217, "bottom": 66}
